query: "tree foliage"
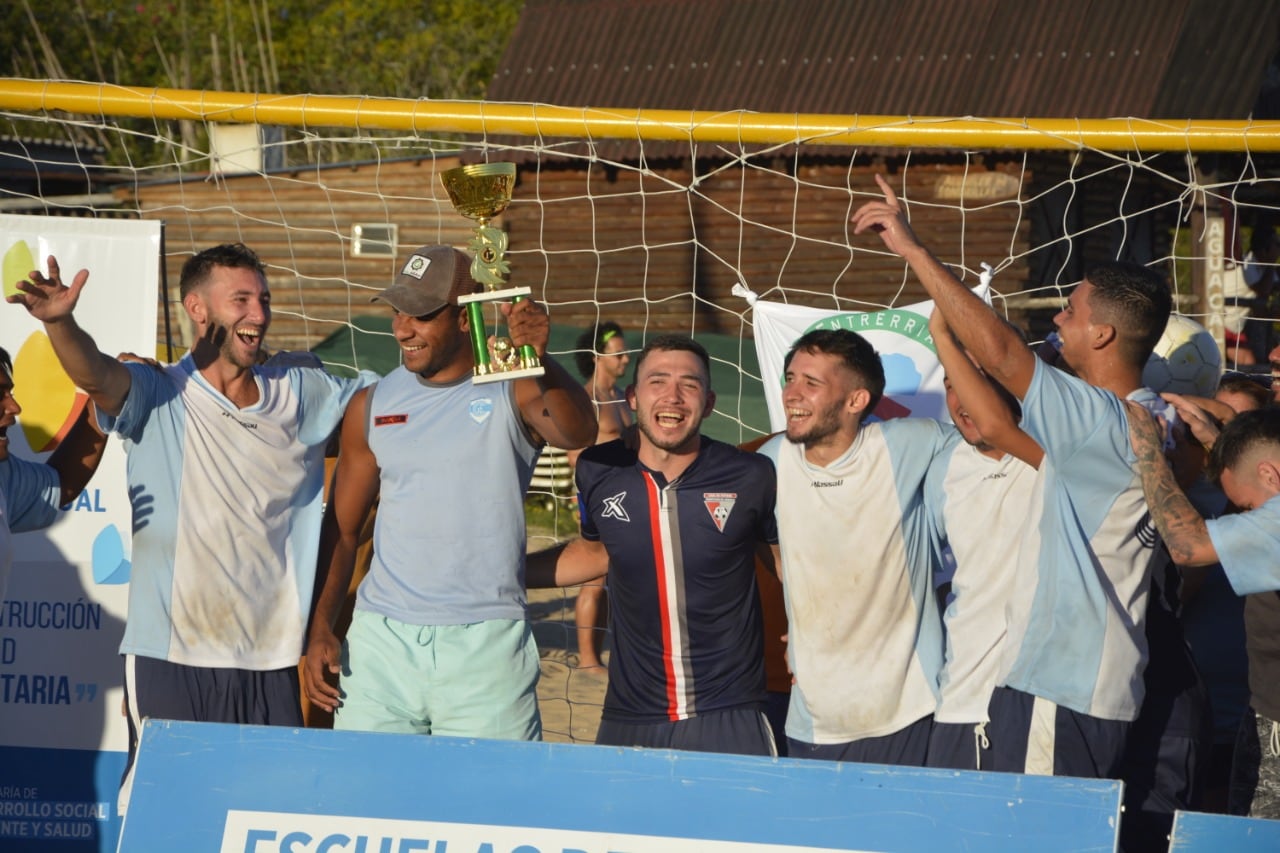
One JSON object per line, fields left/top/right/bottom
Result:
{"left": 1, "top": 0, "right": 524, "bottom": 165}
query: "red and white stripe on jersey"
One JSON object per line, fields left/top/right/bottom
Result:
{"left": 643, "top": 471, "right": 697, "bottom": 720}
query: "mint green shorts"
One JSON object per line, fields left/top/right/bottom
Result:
{"left": 334, "top": 610, "right": 541, "bottom": 740}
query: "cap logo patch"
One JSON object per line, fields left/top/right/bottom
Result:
{"left": 469, "top": 397, "right": 494, "bottom": 424}
{"left": 401, "top": 255, "right": 431, "bottom": 280}
{"left": 374, "top": 414, "right": 408, "bottom": 427}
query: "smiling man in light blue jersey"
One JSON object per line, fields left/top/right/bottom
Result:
{"left": 305, "top": 246, "right": 597, "bottom": 742}
{"left": 759, "top": 328, "right": 953, "bottom": 766}
{"left": 12, "top": 245, "right": 373, "bottom": 813}
{"left": 854, "top": 175, "right": 1171, "bottom": 780}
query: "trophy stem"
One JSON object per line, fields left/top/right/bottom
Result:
{"left": 465, "top": 302, "right": 491, "bottom": 375}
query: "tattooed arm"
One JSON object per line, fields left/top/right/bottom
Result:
{"left": 1125, "top": 400, "right": 1219, "bottom": 567}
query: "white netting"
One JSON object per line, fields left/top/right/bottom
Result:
{"left": 3, "top": 84, "right": 1278, "bottom": 741}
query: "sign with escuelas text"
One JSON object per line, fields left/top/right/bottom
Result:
{"left": 120, "top": 720, "right": 1123, "bottom": 853}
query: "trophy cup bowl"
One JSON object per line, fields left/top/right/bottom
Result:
{"left": 441, "top": 161, "right": 543, "bottom": 383}
{"left": 440, "top": 162, "right": 516, "bottom": 225}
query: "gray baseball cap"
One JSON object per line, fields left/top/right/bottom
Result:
{"left": 371, "top": 246, "right": 477, "bottom": 316}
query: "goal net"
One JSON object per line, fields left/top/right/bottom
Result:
{"left": 3, "top": 80, "right": 1278, "bottom": 741}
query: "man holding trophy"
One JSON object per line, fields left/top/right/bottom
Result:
{"left": 305, "top": 166, "right": 598, "bottom": 739}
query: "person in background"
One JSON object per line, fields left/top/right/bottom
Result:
{"left": 569, "top": 321, "right": 632, "bottom": 672}
{"left": 0, "top": 345, "right": 107, "bottom": 607}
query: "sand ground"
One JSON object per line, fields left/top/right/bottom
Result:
{"left": 528, "top": 585, "right": 609, "bottom": 744}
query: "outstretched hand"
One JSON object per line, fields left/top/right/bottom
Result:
{"left": 850, "top": 174, "right": 924, "bottom": 258}
{"left": 7, "top": 255, "right": 89, "bottom": 323}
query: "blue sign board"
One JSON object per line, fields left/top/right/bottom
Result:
{"left": 118, "top": 720, "right": 1123, "bottom": 852}
{"left": 1169, "top": 810, "right": 1280, "bottom": 852}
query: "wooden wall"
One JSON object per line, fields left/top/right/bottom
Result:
{"left": 121, "top": 156, "right": 469, "bottom": 354}
{"left": 503, "top": 158, "right": 1031, "bottom": 337}
{"left": 121, "top": 154, "right": 1032, "bottom": 354}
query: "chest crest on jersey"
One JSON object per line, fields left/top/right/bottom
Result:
{"left": 469, "top": 397, "right": 495, "bottom": 424}
{"left": 703, "top": 492, "right": 737, "bottom": 532}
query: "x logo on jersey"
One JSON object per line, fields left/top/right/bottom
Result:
{"left": 600, "top": 491, "right": 630, "bottom": 522}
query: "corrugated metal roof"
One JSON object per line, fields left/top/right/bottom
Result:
{"left": 486, "top": 0, "right": 1278, "bottom": 159}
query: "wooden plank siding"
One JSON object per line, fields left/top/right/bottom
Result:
{"left": 503, "top": 158, "right": 1030, "bottom": 336}
{"left": 119, "top": 156, "right": 470, "bottom": 354}
{"left": 120, "top": 153, "right": 1031, "bottom": 353}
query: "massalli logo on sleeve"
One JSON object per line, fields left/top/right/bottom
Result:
{"left": 373, "top": 414, "right": 408, "bottom": 427}
{"left": 468, "top": 398, "right": 495, "bottom": 424}
{"left": 703, "top": 493, "right": 737, "bottom": 532}
{"left": 601, "top": 491, "right": 630, "bottom": 522}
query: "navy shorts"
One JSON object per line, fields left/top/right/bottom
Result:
{"left": 596, "top": 705, "right": 776, "bottom": 757}
{"left": 986, "top": 686, "right": 1130, "bottom": 777}
{"left": 118, "top": 654, "right": 303, "bottom": 814}
{"left": 789, "top": 714, "right": 932, "bottom": 766}
{"left": 926, "top": 720, "right": 994, "bottom": 771}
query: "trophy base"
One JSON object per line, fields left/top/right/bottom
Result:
{"left": 472, "top": 364, "right": 546, "bottom": 384}
{"left": 458, "top": 285, "right": 532, "bottom": 305}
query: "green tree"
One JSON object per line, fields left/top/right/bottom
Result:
{"left": 1, "top": 0, "right": 523, "bottom": 165}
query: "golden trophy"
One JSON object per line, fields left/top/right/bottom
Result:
{"left": 440, "top": 162, "right": 543, "bottom": 383}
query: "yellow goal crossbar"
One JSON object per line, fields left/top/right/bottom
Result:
{"left": 2, "top": 79, "right": 1279, "bottom": 153}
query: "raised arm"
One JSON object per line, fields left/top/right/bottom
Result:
{"left": 1125, "top": 400, "right": 1218, "bottom": 567}
{"left": 930, "top": 309, "right": 1043, "bottom": 469}
{"left": 505, "top": 298, "right": 598, "bottom": 450}
{"left": 852, "top": 175, "right": 1036, "bottom": 399}
{"left": 525, "top": 537, "right": 610, "bottom": 589}
{"left": 8, "top": 256, "right": 132, "bottom": 416}
{"left": 305, "top": 388, "right": 380, "bottom": 713}
{"left": 46, "top": 403, "right": 109, "bottom": 507}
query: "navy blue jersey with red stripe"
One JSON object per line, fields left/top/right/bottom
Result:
{"left": 576, "top": 436, "right": 779, "bottom": 723}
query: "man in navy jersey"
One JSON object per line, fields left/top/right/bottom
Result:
{"left": 528, "top": 335, "right": 781, "bottom": 755}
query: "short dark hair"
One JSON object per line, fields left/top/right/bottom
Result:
{"left": 574, "top": 321, "right": 624, "bottom": 379}
{"left": 1217, "top": 372, "right": 1272, "bottom": 411}
{"left": 632, "top": 335, "right": 712, "bottom": 386}
{"left": 0, "top": 347, "right": 11, "bottom": 376}
{"left": 1207, "top": 408, "right": 1280, "bottom": 486}
{"left": 783, "top": 328, "right": 885, "bottom": 422}
{"left": 179, "top": 243, "right": 266, "bottom": 299}
{"left": 1083, "top": 262, "right": 1172, "bottom": 368}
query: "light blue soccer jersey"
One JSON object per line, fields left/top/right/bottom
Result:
{"left": 998, "top": 360, "right": 1161, "bottom": 722}
{"left": 761, "top": 420, "right": 954, "bottom": 743}
{"left": 924, "top": 437, "right": 1039, "bottom": 724}
{"left": 0, "top": 456, "right": 62, "bottom": 604}
{"left": 1208, "top": 495, "right": 1280, "bottom": 595}
{"left": 357, "top": 368, "right": 540, "bottom": 626}
{"left": 99, "top": 356, "right": 369, "bottom": 670}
